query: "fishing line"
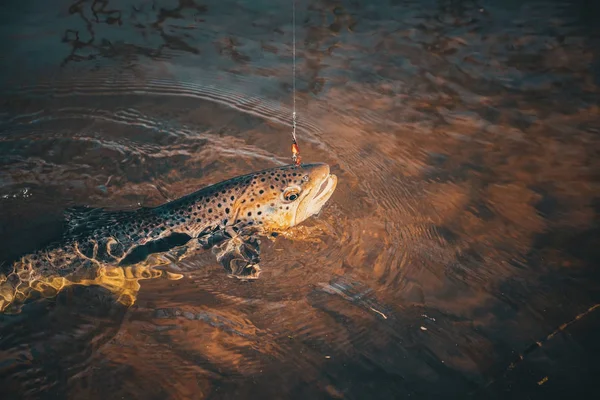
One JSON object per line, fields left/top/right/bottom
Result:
{"left": 473, "top": 302, "right": 600, "bottom": 394}
{"left": 291, "top": 0, "right": 301, "bottom": 165}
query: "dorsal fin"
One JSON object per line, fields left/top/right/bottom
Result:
{"left": 64, "top": 206, "right": 103, "bottom": 231}
{"left": 63, "top": 206, "right": 141, "bottom": 235}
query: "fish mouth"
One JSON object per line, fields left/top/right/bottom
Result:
{"left": 300, "top": 172, "right": 337, "bottom": 220}
{"left": 290, "top": 163, "right": 338, "bottom": 226}
{"left": 312, "top": 173, "right": 337, "bottom": 204}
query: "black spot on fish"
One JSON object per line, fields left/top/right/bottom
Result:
{"left": 225, "top": 208, "right": 230, "bottom": 214}
{"left": 208, "top": 208, "right": 213, "bottom": 213}
{"left": 247, "top": 212, "right": 252, "bottom": 216}
{"left": 257, "top": 211, "right": 262, "bottom": 215}
{"left": 261, "top": 178, "right": 266, "bottom": 182}
{"left": 231, "top": 196, "right": 235, "bottom": 201}
{"left": 259, "top": 190, "right": 264, "bottom": 194}
{"left": 218, "top": 203, "right": 222, "bottom": 208}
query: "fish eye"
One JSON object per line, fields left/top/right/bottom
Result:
{"left": 302, "top": 175, "right": 309, "bottom": 182}
{"left": 283, "top": 187, "right": 301, "bottom": 202}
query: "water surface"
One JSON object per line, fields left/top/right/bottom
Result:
{"left": 1, "top": 0, "right": 599, "bottom": 398}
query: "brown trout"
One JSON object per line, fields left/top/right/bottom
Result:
{"left": 0, "top": 163, "right": 337, "bottom": 312}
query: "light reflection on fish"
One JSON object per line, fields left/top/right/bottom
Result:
{"left": 0, "top": 163, "right": 337, "bottom": 312}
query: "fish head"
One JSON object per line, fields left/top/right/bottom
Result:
{"left": 234, "top": 163, "right": 337, "bottom": 232}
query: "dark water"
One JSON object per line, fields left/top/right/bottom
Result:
{"left": 1, "top": 0, "right": 599, "bottom": 398}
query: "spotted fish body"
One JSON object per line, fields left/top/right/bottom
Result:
{"left": 1, "top": 163, "right": 337, "bottom": 308}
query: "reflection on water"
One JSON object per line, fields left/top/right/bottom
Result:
{"left": 1, "top": 260, "right": 184, "bottom": 314}
{"left": 1, "top": 0, "right": 599, "bottom": 398}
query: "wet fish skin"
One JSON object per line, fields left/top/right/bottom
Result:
{"left": 3, "top": 163, "right": 337, "bottom": 285}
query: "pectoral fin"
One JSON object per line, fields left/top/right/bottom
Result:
{"left": 212, "top": 235, "right": 261, "bottom": 279}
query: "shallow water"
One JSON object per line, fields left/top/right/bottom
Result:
{"left": 1, "top": 0, "right": 599, "bottom": 398}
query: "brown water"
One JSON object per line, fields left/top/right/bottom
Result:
{"left": 1, "top": 0, "right": 599, "bottom": 398}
